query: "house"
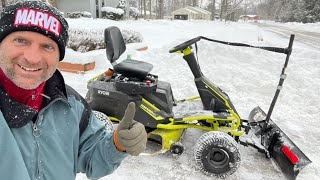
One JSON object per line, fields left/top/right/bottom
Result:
{"left": 48, "top": 0, "right": 119, "bottom": 18}
{"left": 171, "top": 6, "right": 211, "bottom": 20}
{"left": 239, "top": 15, "right": 260, "bottom": 22}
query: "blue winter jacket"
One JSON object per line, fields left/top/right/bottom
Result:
{"left": 0, "top": 70, "right": 127, "bottom": 180}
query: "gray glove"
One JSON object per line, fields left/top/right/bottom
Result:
{"left": 114, "top": 102, "right": 147, "bottom": 156}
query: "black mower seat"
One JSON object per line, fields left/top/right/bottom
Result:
{"left": 114, "top": 59, "right": 153, "bottom": 79}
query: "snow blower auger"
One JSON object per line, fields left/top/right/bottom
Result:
{"left": 85, "top": 26, "right": 311, "bottom": 179}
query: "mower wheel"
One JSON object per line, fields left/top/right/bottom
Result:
{"left": 194, "top": 131, "right": 240, "bottom": 178}
{"left": 170, "top": 142, "right": 184, "bottom": 155}
{"left": 93, "top": 111, "right": 114, "bottom": 134}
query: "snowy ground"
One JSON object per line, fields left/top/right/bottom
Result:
{"left": 62, "top": 18, "right": 320, "bottom": 180}
{"left": 261, "top": 20, "right": 320, "bottom": 33}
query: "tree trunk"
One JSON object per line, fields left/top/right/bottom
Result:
{"left": 159, "top": 0, "right": 164, "bottom": 19}
{"left": 125, "top": 0, "right": 129, "bottom": 19}
{"left": 225, "top": 0, "right": 229, "bottom": 21}
{"left": 220, "top": 0, "right": 225, "bottom": 20}
{"left": 143, "top": 0, "right": 147, "bottom": 19}
{"left": 149, "top": 0, "right": 151, "bottom": 19}
{"left": 155, "top": 0, "right": 158, "bottom": 19}
{"left": 211, "top": 0, "right": 216, "bottom": 20}
{"left": 139, "top": 0, "right": 142, "bottom": 17}
{"left": 173, "top": 0, "right": 177, "bottom": 10}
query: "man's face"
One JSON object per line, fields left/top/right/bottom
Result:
{"left": 0, "top": 31, "right": 60, "bottom": 90}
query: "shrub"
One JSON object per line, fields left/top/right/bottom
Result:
{"left": 67, "top": 11, "right": 92, "bottom": 19}
{"left": 67, "top": 28, "right": 143, "bottom": 52}
{"left": 129, "top": 7, "right": 140, "bottom": 19}
{"left": 122, "top": 29, "right": 143, "bottom": 43}
{"left": 101, "top": 7, "right": 124, "bottom": 20}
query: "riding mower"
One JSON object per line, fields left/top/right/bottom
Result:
{"left": 85, "top": 26, "right": 311, "bottom": 179}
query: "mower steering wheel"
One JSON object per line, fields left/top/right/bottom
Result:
{"left": 169, "top": 36, "right": 202, "bottom": 53}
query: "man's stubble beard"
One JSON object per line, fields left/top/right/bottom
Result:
{"left": 0, "top": 53, "right": 56, "bottom": 90}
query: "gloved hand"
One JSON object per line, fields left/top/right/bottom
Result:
{"left": 113, "top": 102, "right": 147, "bottom": 156}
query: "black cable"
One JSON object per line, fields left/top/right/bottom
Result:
{"left": 199, "top": 36, "right": 289, "bottom": 54}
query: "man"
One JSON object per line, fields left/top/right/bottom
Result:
{"left": 0, "top": 1, "right": 147, "bottom": 180}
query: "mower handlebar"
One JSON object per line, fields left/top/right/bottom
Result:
{"left": 169, "top": 36, "right": 201, "bottom": 53}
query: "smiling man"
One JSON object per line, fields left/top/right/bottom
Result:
{"left": 0, "top": 1, "right": 147, "bottom": 180}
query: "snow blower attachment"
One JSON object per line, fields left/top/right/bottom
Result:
{"left": 248, "top": 107, "right": 311, "bottom": 180}
{"left": 238, "top": 35, "right": 311, "bottom": 180}
{"left": 86, "top": 27, "right": 311, "bottom": 180}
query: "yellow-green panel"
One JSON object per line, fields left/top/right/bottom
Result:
{"left": 150, "top": 129, "right": 185, "bottom": 150}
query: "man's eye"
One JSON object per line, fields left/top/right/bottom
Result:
{"left": 43, "top": 44, "right": 55, "bottom": 50}
{"left": 14, "top": 38, "right": 27, "bottom": 44}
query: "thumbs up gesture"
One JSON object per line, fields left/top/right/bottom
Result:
{"left": 114, "top": 102, "right": 147, "bottom": 156}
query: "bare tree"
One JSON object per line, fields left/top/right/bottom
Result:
{"left": 143, "top": 0, "right": 147, "bottom": 19}
{"left": 158, "top": 0, "right": 164, "bottom": 19}
{"left": 220, "top": 0, "right": 226, "bottom": 20}
{"left": 219, "top": 0, "right": 244, "bottom": 21}
{"left": 149, "top": 0, "right": 152, "bottom": 19}
{"left": 155, "top": 0, "right": 157, "bottom": 18}
{"left": 210, "top": 0, "right": 216, "bottom": 20}
{"left": 139, "top": 0, "right": 142, "bottom": 16}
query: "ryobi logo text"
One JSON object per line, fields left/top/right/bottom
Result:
{"left": 14, "top": 8, "right": 61, "bottom": 36}
{"left": 98, "top": 90, "right": 109, "bottom": 96}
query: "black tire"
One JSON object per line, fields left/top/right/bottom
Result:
{"left": 170, "top": 142, "right": 184, "bottom": 155}
{"left": 194, "top": 131, "right": 240, "bottom": 178}
{"left": 93, "top": 111, "right": 114, "bottom": 134}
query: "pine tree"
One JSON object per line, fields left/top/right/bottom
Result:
{"left": 313, "top": 1, "right": 320, "bottom": 22}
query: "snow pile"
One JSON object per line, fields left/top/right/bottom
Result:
{"left": 63, "top": 49, "right": 97, "bottom": 64}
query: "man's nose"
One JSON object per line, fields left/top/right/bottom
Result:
{"left": 23, "top": 45, "right": 42, "bottom": 64}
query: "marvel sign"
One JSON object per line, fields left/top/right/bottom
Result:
{"left": 14, "top": 8, "right": 61, "bottom": 36}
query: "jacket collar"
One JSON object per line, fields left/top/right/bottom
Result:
{"left": 42, "top": 70, "right": 68, "bottom": 106}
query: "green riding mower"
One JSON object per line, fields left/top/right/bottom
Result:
{"left": 85, "top": 26, "right": 311, "bottom": 179}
